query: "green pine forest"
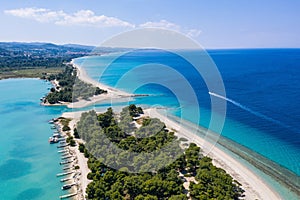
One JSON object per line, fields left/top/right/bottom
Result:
{"left": 45, "top": 65, "right": 107, "bottom": 104}
{"left": 76, "top": 105, "right": 244, "bottom": 200}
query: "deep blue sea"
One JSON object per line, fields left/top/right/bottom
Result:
{"left": 74, "top": 48, "right": 300, "bottom": 198}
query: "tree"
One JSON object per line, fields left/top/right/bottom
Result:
{"left": 79, "top": 106, "right": 244, "bottom": 200}
{"left": 62, "top": 125, "right": 71, "bottom": 132}
{"left": 169, "top": 194, "right": 188, "bottom": 200}
{"left": 74, "top": 128, "right": 80, "bottom": 138}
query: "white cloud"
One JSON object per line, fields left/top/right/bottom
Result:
{"left": 55, "top": 10, "right": 135, "bottom": 28}
{"left": 4, "top": 8, "right": 200, "bottom": 38}
{"left": 186, "top": 29, "right": 202, "bottom": 38}
{"left": 4, "top": 8, "right": 66, "bottom": 23}
{"left": 4, "top": 8, "right": 135, "bottom": 28}
{"left": 139, "top": 20, "right": 180, "bottom": 30}
{"left": 139, "top": 20, "right": 201, "bottom": 38}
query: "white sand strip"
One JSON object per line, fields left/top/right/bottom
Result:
{"left": 144, "top": 108, "right": 281, "bottom": 200}
{"left": 67, "top": 60, "right": 134, "bottom": 108}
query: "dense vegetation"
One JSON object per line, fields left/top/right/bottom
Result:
{"left": 0, "top": 42, "right": 133, "bottom": 79}
{"left": 44, "top": 65, "right": 106, "bottom": 104}
{"left": 76, "top": 105, "right": 244, "bottom": 199}
{"left": 0, "top": 42, "right": 92, "bottom": 69}
{"left": 0, "top": 42, "right": 93, "bottom": 79}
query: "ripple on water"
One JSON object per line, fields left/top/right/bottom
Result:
{"left": 16, "top": 188, "right": 45, "bottom": 200}
{"left": 0, "top": 159, "right": 31, "bottom": 180}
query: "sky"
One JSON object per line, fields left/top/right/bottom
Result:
{"left": 0, "top": 0, "right": 299, "bottom": 48}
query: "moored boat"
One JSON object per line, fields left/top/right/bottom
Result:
{"left": 49, "top": 137, "right": 58, "bottom": 144}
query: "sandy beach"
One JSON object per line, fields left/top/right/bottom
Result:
{"left": 68, "top": 119, "right": 91, "bottom": 199}
{"left": 68, "top": 60, "right": 134, "bottom": 109}
{"left": 57, "top": 115, "right": 91, "bottom": 200}
{"left": 144, "top": 108, "right": 281, "bottom": 200}
{"left": 62, "top": 107, "right": 281, "bottom": 200}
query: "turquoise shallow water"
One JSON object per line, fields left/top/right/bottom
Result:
{"left": 0, "top": 79, "right": 69, "bottom": 199}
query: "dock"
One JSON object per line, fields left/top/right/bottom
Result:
{"left": 61, "top": 153, "right": 70, "bottom": 157}
{"left": 60, "top": 177, "right": 72, "bottom": 182}
{"left": 57, "top": 144, "right": 69, "bottom": 148}
{"left": 59, "top": 192, "right": 77, "bottom": 199}
{"left": 63, "top": 166, "right": 73, "bottom": 171}
{"left": 56, "top": 171, "right": 74, "bottom": 177}
{"left": 60, "top": 160, "right": 73, "bottom": 165}
{"left": 61, "top": 155, "right": 72, "bottom": 160}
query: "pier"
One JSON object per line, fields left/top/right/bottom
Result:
{"left": 56, "top": 171, "right": 74, "bottom": 177}
{"left": 61, "top": 152, "right": 70, "bottom": 157}
{"left": 61, "top": 155, "right": 72, "bottom": 160}
{"left": 59, "top": 192, "right": 77, "bottom": 199}
{"left": 60, "top": 177, "right": 72, "bottom": 182}
{"left": 57, "top": 144, "right": 69, "bottom": 148}
{"left": 60, "top": 160, "right": 73, "bottom": 165}
{"left": 63, "top": 166, "right": 73, "bottom": 171}
{"left": 47, "top": 118, "right": 81, "bottom": 199}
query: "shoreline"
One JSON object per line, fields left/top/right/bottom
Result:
{"left": 68, "top": 59, "right": 136, "bottom": 109}
{"left": 163, "top": 110, "right": 300, "bottom": 198}
{"left": 42, "top": 59, "right": 140, "bottom": 108}
{"left": 54, "top": 116, "right": 91, "bottom": 200}
{"left": 63, "top": 59, "right": 148, "bottom": 108}
{"left": 59, "top": 59, "right": 285, "bottom": 199}
{"left": 62, "top": 107, "right": 281, "bottom": 200}
{"left": 144, "top": 108, "right": 281, "bottom": 200}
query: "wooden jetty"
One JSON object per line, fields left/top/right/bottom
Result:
{"left": 60, "top": 177, "right": 72, "bottom": 182}
{"left": 61, "top": 155, "right": 72, "bottom": 160}
{"left": 59, "top": 192, "right": 77, "bottom": 199}
{"left": 60, "top": 160, "right": 73, "bottom": 165}
{"left": 63, "top": 166, "right": 73, "bottom": 171}
{"left": 57, "top": 144, "right": 69, "bottom": 148}
{"left": 56, "top": 171, "right": 73, "bottom": 177}
{"left": 61, "top": 153, "right": 70, "bottom": 157}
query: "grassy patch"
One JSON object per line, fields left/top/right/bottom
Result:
{"left": 0, "top": 67, "right": 63, "bottom": 80}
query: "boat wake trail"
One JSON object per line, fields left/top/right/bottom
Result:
{"left": 209, "top": 92, "right": 291, "bottom": 129}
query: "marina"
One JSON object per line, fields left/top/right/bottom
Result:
{"left": 48, "top": 118, "right": 82, "bottom": 199}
